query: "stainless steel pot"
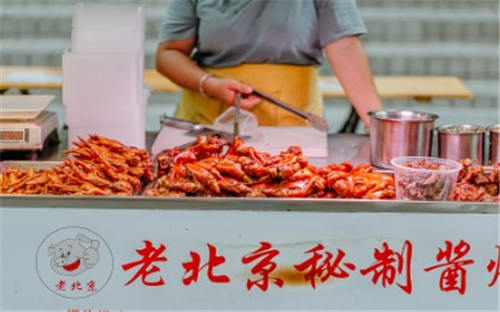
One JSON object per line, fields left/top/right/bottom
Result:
{"left": 438, "top": 124, "right": 485, "bottom": 164}
{"left": 489, "top": 125, "right": 500, "bottom": 165}
{"left": 368, "top": 110, "right": 438, "bottom": 169}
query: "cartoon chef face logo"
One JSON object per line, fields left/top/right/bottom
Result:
{"left": 36, "top": 226, "right": 113, "bottom": 299}
{"left": 48, "top": 234, "right": 100, "bottom": 276}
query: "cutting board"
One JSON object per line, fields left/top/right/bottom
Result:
{"left": 151, "top": 126, "right": 327, "bottom": 158}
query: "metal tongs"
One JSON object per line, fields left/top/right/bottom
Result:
{"left": 233, "top": 93, "right": 241, "bottom": 138}
{"left": 160, "top": 114, "right": 234, "bottom": 139}
{"left": 251, "top": 89, "right": 330, "bottom": 132}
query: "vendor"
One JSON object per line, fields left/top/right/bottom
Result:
{"left": 156, "top": 0, "right": 383, "bottom": 127}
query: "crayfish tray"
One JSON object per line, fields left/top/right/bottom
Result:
{"left": 1, "top": 161, "right": 498, "bottom": 214}
{"left": 0, "top": 160, "right": 62, "bottom": 171}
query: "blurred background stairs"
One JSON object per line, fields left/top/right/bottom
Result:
{"left": 1, "top": 0, "right": 498, "bottom": 131}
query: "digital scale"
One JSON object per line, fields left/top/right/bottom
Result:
{"left": 0, "top": 95, "right": 60, "bottom": 158}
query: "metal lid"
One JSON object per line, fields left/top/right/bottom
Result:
{"left": 368, "top": 110, "right": 438, "bottom": 122}
{"left": 437, "top": 124, "right": 486, "bottom": 134}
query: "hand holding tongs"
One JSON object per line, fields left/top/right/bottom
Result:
{"left": 251, "top": 89, "right": 330, "bottom": 132}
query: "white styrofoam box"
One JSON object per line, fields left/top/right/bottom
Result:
{"left": 71, "top": 29, "right": 144, "bottom": 54}
{"left": 72, "top": 3, "right": 144, "bottom": 32}
{"left": 70, "top": 3, "right": 145, "bottom": 90}
{"left": 71, "top": 3, "right": 145, "bottom": 54}
{"left": 62, "top": 52, "right": 146, "bottom": 148}
{"left": 70, "top": 3, "right": 145, "bottom": 96}
{"left": 62, "top": 52, "right": 142, "bottom": 110}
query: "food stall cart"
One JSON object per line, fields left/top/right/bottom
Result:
{"left": 1, "top": 2, "right": 497, "bottom": 311}
{"left": 1, "top": 131, "right": 498, "bottom": 311}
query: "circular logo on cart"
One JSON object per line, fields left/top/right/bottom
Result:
{"left": 36, "top": 226, "right": 114, "bottom": 299}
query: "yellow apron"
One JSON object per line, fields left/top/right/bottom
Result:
{"left": 175, "top": 64, "right": 322, "bottom": 126}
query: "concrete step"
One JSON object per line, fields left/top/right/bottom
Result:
{"left": 361, "top": 8, "right": 498, "bottom": 44}
{"left": 330, "top": 42, "right": 498, "bottom": 80}
{"left": 0, "top": 0, "right": 167, "bottom": 4}
{"left": 465, "top": 79, "right": 500, "bottom": 105}
{"left": 1, "top": 0, "right": 497, "bottom": 9}
{"left": 1, "top": 4, "right": 498, "bottom": 43}
{"left": 357, "top": 0, "right": 499, "bottom": 10}
{"left": 363, "top": 42, "right": 499, "bottom": 80}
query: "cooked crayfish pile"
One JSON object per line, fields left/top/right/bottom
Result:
{"left": 147, "top": 136, "right": 395, "bottom": 199}
{"left": 0, "top": 135, "right": 153, "bottom": 196}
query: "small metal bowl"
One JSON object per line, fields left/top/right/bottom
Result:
{"left": 368, "top": 110, "right": 438, "bottom": 169}
{"left": 437, "top": 124, "right": 486, "bottom": 164}
{"left": 488, "top": 124, "right": 500, "bottom": 165}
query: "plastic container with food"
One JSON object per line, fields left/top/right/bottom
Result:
{"left": 390, "top": 156, "right": 463, "bottom": 201}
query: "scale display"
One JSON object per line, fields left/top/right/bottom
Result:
{"left": 0, "top": 129, "right": 25, "bottom": 142}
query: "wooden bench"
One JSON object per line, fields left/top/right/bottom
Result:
{"left": 0, "top": 66, "right": 474, "bottom": 132}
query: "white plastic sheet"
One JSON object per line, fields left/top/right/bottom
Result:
{"left": 213, "top": 107, "right": 263, "bottom": 139}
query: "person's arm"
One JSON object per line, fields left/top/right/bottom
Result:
{"left": 324, "top": 36, "right": 383, "bottom": 127}
{"left": 155, "top": 40, "right": 260, "bottom": 109}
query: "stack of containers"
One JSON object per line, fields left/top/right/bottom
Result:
{"left": 63, "top": 3, "right": 147, "bottom": 148}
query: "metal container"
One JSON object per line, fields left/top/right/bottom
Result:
{"left": 488, "top": 125, "right": 500, "bottom": 165}
{"left": 368, "top": 110, "right": 438, "bottom": 169}
{"left": 438, "top": 124, "right": 485, "bottom": 164}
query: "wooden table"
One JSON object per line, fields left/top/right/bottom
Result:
{"left": 320, "top": 75, "right": 474, "bottom": 101}
{"left": 0, "top": 66, "right": 474, "bottom": 132}
{"left": 0, "top": 66, "right": 180, "bottom": 94}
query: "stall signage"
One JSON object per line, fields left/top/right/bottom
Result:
{"left": 1, "top": 207, "right": 499, "bottom": 311}
{"left": 35, "top": 226, "right": 114, "bottom": 300}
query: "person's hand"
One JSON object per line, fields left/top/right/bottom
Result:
{"left": 204, "top": 77, "right": 261, "bottom": 109}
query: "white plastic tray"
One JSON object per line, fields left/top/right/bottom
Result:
{"left": 0, "top": 95, "right": 55, "bottom": 120}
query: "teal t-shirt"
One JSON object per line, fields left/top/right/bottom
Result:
{"left": 159, "top": 0, "right": 367, "bottom": 67}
